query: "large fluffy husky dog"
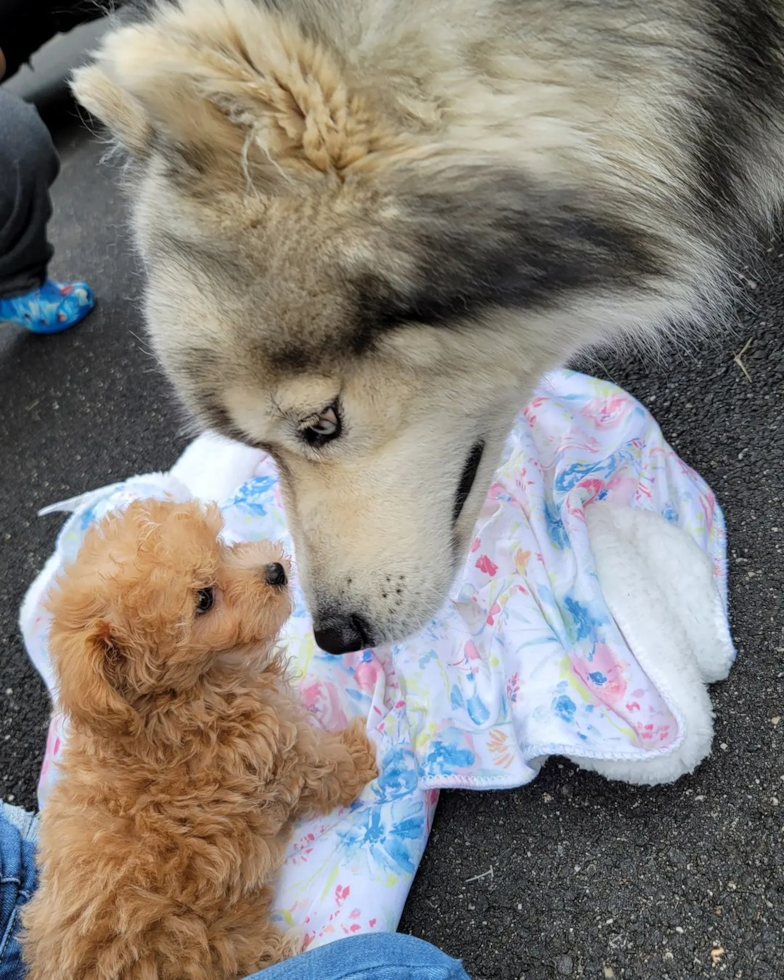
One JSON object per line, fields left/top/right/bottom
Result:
{"left": 74, "top": 0, "right": 784, "bottom": 653}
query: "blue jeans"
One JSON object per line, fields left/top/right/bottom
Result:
{"left": 0, "top": 802, "right": 469, "bottom": 980}
{"left": 0, "top": 806, "right": 37, "bottom": 980}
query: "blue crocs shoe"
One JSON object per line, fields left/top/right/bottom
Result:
{"left": 0, "top": 279, "right": 95, "bottom": 334}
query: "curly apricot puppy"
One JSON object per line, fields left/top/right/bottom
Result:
{"left": 21, "top": 498, "right": 377, "bottom": 980}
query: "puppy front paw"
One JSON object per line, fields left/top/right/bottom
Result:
{"left": 340, "top": 718, "right": 379, "bottom": 788}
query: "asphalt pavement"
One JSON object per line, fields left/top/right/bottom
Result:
{"left": 1, "top": 36, "right": 782, "bottom": 980}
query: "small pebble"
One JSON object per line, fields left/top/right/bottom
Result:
{"left": 556, "top": 954, "right": 574, "bottom": 976}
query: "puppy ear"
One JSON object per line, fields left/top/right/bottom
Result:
{"left": 52, "top": 617, "right": 134, "bottom": 737}
{"left": 72, "top": 0, "right": 399, "bottom": 183}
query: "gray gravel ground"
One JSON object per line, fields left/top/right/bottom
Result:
{"left": 1, "top": 72, "right": 782, "bottom": 980}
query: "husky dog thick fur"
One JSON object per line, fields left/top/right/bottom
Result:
{"left": 73, "top": 0, "right": 784, "bottom": 653}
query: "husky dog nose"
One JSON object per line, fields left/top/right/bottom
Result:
{"left": 314, "top": 614, "right": 374, "bottom": 655}
{"left": 264, "top": 562, "right": 287, "bottom": 587}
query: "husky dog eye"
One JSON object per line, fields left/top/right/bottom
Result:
{"left": 300, "top": 404, "right": 341, "bottom": 447}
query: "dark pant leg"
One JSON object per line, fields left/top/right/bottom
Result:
{"left": 0, "top": 90, "right": 60, "bottom": 298}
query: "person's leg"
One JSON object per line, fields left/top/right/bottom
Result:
{"left": 0, "top": 89, "right": 58, "bottom": 297}
{"left": 241, "top": 933, "right": 472, "bottom": 980}
{"left": 0, "top": 91, "right": 94, "bottom": 334}
{"left": 0, "top": 802, "right": 39, "bottom": 980}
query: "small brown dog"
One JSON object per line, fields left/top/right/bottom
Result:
{"left": 22, "top": 498, "right": 377, "bottom": 980}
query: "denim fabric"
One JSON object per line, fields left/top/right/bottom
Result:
{"left": 247, "top": 933, "right": 472, "bottom": 980}
{"left": 0, "top": 804, "right": 38, "bottom": 980}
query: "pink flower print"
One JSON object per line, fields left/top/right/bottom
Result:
{"left": 488, "top": 481, "right": 512, "bottom": 503}
{"left": 300, "top": 680, "right": 349, "bottom": 731}
{"left": 464, "top": 641, "right": 482, "bottom": 661}
{"left": 575, "top": 477, "right": 605, "bottom": 507}
{"left": 506, "top": 672, "right": 521, "bottom": 703}
{"left": 335, "top": 885, "right": 350, "bottom": 906}
{"left": 470, "top": 537, "right": 481, "bottom": 553}
{"left": 450, "top": 639, "right": 483, "bottom": 673}
{"left": 558, "top": 433, "right": 603, "bottom": 455}
{"left": 625, "top": 701, "right": 641, "bottom": 712}
{"left": 700, "top": 491, "right": 716, "bottom": 528}
{"left": 475, "top": 554, "right": 498, "bottom": 576}
{"left": 638, "top": 722, "right": 655, "bottom": 740}
{"left": 354, "top": 658, "right": 382, "bottom": 694}
{"left": 574, "top": 643, "right": 628, "bottom": 706}
{"left": 40, "top": 722, "right": 64, "bottom": 781}
{"left": 524, "top": 396, "right": 548, "bottom": 427}
{"left": 369, "top": 919, "right": 377, "bottom": 928}
{"left": 605, "top": 470, "right": 639, "bottom": 506}
{"left": 580, "top": 394, "right": 629, "bottom": 429}
{"left": 486, "top": 602, "right": 501, "bottom": 626}
{"left": 633, "top": 477, "right": 653, "bottom": 502}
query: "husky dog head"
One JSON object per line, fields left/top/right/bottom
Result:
{"left": 73, "top": 0, "right": 666, "bottom": 651}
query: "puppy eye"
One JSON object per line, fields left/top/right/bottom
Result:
{"left": 300, "top": 404, "right": 341, "bottom": 448}
{"left": 195, "top": 588, "right": 214, "bottom": 615}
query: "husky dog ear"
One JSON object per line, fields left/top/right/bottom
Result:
{"left": 71, "top": 64, "right": 153, "bottom": 158}
{"left": 71, "top": 0, "right": 401, "bottom": 185}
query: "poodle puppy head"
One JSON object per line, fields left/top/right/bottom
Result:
{"left": 46, "top": 498, "right": 291, "bottom": 734}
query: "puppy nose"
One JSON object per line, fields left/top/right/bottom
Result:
{"left": 314, "top": 614, "right": 374, "bottom": 655}
{"left": 264, "top": 562, "right": 287, "bottom": 587}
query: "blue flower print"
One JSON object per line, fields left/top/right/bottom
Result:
{"left": 662, "top": 502, "right": 679, "bottom": 524}
{"left": 554, "top": 460, "right": 604, "bottom": 494}
{"left": 374, "top": 747, "right": 419, "bottom": 802}
{"left": 544, "top": 497, "right": 568, "bottom": 550}
{"left": 554, "top": 451, "right": 635, "bottom": 495}
{"left": 229, "top": 476, "right": 277, "bottom": 516}
{"left": 338, "top": 800, "right": 425, "bottom": 876}
{"left": 553, "top": 694, "right": 577, "bottom": 722}
{"left": 466, "top": 691, "right": 490, "bottom": 726}
{"left": 424, "top": 728, "right": 476, "bottom": 772}
{"left": 563, "top": 596, "right": 594, "bottom": 641}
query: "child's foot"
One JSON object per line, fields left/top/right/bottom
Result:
{"left": 0, "top": 279, "right": 95, "bottom": 334}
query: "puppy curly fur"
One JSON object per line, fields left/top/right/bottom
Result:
{"left": 21, "top": 499, "right": 377, "bottom": 980}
